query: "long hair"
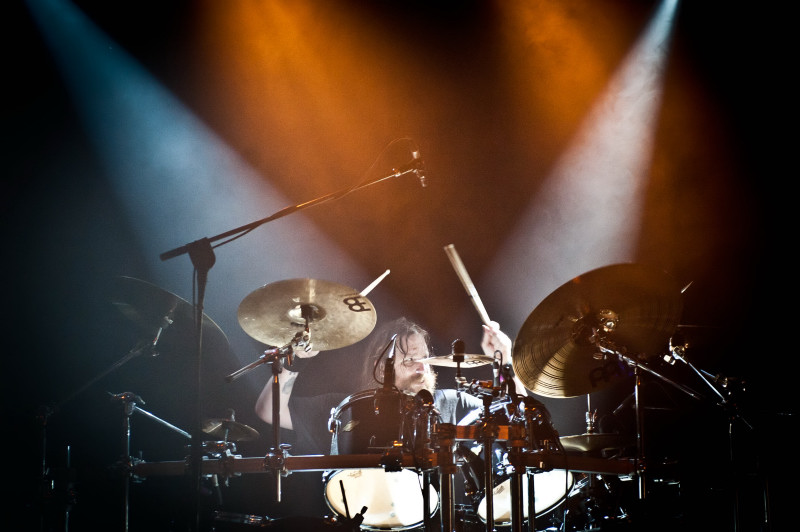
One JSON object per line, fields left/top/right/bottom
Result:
{"left": 354, "top": 317, "right": 431, "bottom": 390}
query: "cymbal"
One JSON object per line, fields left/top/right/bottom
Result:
{"left": 422, "top": 354, "right": 494, "bottom": 367}
{"left": 512, "top": 263, "right": 683, "bottom": 398}
{"left": 237, "top": 278, "right": 377, "bottom": 351}
{"left": 110, "top": 276, "right": 229, "bottom": 353}
{"left": 202, "top": 419, "right": 260, "bottom": 442}
{"left": 560, "top": 433, "right": 622, "bottom": 452}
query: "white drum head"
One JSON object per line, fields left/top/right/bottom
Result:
{"left": 325, "top": 468, "right": 439, "bottom": 530}
{"left": 477, "top": 469, "right": 573, "bottom": 524}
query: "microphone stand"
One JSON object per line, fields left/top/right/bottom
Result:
{"left": 594, "top": 339, "right": 703, "bottom": 503}
{"left": 35, "top": 331, "right": 167, "bottom": 532}
{"left": 158, "top": 162, "right": 421, "bottom": 531}
{"left": 663, "top": 339, "right": 758, "bottom": 531}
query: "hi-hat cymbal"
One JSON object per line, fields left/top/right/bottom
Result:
{"left": 560, "top": 433, "right": 622, "bottom": 452}
{"left": 237, "top": 278, "right": 377, "bottom": 351}
{"left": 110, "top": 276, "right": 229, "bottom": 354}
{"left": 422, "top": 354, "right": 494, "bottom": 367}
{"left": 512, "top": 263, "right": 683, "bottom": 398}
{"left": 202, "top": 419, "right": 260, "bottom": 442}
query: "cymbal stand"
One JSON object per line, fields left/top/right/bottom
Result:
{"left": 451, "top": 340, "right": 467, "bottom": 393}
{"left": 436, "top": 423, "right": 457, "bottom": 532}
{"left": 479, "top": 394, "right": 498, "bottom": 532}
{"left": 226, "top": 325, "right": 311, "bottom": 503}
{"left": 109, "top": 391, "right": 193, "bottom": 532}
{"left": 110, "top": 391, "right": 142, "bottom": 532}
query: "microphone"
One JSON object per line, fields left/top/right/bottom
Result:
{"left": 383, "top": 334, "right": 398, "bottom": 390}
{"left": 411, "top": 147, "right": 426, "bottom": 187}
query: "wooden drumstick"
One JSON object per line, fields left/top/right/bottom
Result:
{"left": 443, "top": 244, "right": 491, "bottom": 326}
{"left": 360, "top": 269, "right": 390, "bottom": 297}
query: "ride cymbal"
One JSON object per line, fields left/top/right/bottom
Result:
{"left": 237, "top": 278, "right": 377, "bottom": 351}
{"left": 110, "top": 276, "right": 229, "bottom": 355}
{"left": 512, "top": 263, "right": 683, "bottom": 398}
{"left": 421, "top": 354, "right": 494, "bottom": 367}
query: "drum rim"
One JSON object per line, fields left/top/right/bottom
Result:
{"left": 330, "top": 387, "right": 416, "bottom": 417}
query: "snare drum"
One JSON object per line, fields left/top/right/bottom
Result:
{"left": 325, "top": 389, "right": 439, "bottom": 530}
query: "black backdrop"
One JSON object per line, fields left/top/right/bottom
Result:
{"left": 4, "top": 1, "right": 795, "bottom": 531}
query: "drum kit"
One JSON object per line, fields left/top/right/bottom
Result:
{"left": 48, "top": 258, "right": 734, "bottom": 532}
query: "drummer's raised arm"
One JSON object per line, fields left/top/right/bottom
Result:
{"left": 254, "top": 350, "right": 319, "bottom": 430}
{"left": 480, "top": 321, "right": 528, "bottom": 397}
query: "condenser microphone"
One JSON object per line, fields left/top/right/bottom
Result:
{"left": 383, "top": 334, "right": 398, "bottom": 390}
{"left": 411, "top": 148, "right": 426, "bottom": 188}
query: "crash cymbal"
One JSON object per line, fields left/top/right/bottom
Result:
{"left": 512, "top": 263, "right": 683, "bottom": 398}
{"left": 237, "top": 278, "right": 377, "bottom": 351}
{"left": 422, "top": 354, "right": 494, "bottom": 367}
{"left": 202, "top": 419, "right": 260, "bottom": 442}
{"left": 110, "top": 276, "right": 229, "bottom": 353}
{"left": 560, "top": 433, "right": 622, "bottom": 452}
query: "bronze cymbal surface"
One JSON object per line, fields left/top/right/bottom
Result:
{"left": 560, "top": 433, "right": 622, "bottom": 452}
{"left": 512, "top": 263, "right": 683, "bottom": 398}
{"left": 237, "top": 278, "right": 377, "bottom": 351}
{"left": 110, "top": 276, "right": 229, "bottom": 354}
{"left": 202, "top": 419, "right": 260, "bottom": 442}
{"left": 422, "top": 354, "right": 494, "bottom": 367}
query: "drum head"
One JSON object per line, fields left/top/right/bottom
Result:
{"left": 324, "top": 468, "right": 438, "bottom": 531}
{"left": 477, "top": 469, "right": 573, "bottom": 524}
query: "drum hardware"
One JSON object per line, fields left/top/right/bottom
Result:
{"left": 660, "top": 330, "right": 759, "bottom": 529}
{"left": 437, "top": 423, "right": 459, "bottom": 532}
{"left": 326, "top": 388, "right": 440, "bottom": 530}
{"left": 33, "top": 277, "right": 229, "bottom": 532}
{"left": 226, "top": 325, "right": 315, "bottom": 503}
{"left": 107, "top": 391, "right": 193, "bottom": 531}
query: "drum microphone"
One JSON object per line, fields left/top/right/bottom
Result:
{"left": 383, "top": 334, "right": 398, "bottom": 390}
{"left": 411, "top": 146, "right": 426, "bottom": 188}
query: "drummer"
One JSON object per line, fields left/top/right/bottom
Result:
{"left": 254, "top": 316, "right": 526, "bottom": 456}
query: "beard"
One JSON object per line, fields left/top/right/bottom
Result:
{"left": 398, "top": 370, "right": 438, "bottom": 395}
{"left": 420, "top": 371, "right": 437, "bottom": 393}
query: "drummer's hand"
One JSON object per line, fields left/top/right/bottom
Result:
{"left": 481, "top": 321, "right": 512, "bottom": 364}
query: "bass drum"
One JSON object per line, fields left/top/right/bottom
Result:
{"left": 476, "top": 467, "right": 573, "bottom": 525}
{"left": 325, "top": 389, "right": 439, "bottom": 530}
{"left": 456, "top": 407, "right": 573, "bottom": 527}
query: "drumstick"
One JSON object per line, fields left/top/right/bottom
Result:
{"left": 443, "top": 244, "right": 491, "bottom": 326}
{"left": 360, "top": 269, "right": 390, "bottom": 297}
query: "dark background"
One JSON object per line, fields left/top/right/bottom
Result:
{"left": 4, "top": 1, "right": 793, "bottom": 531}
